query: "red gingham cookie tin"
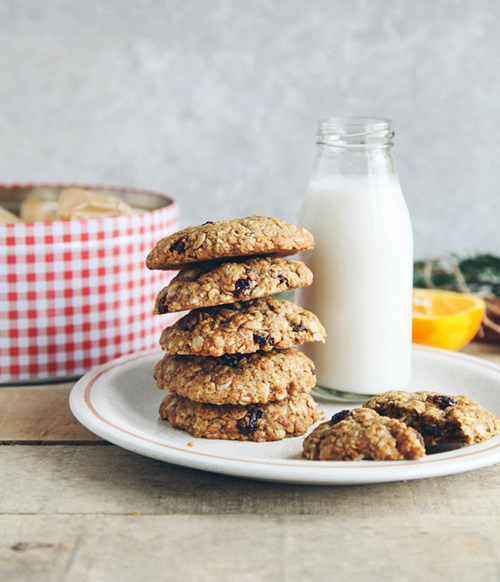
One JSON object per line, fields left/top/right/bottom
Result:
{"left": 0, "top": 184, "right": 178, "bottom": 383}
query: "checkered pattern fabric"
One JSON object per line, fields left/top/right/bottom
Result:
{"left": 0, "top": 201, "right": 178, "bottom": 382}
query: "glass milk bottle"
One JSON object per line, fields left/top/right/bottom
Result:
{"left": 297, "top": 117, "right": 413, "bottom": 400}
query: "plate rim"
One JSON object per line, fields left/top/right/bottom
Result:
{"left": 69, "top": 345, "right": 500, "bottom": 484}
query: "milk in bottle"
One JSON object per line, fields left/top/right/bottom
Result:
{"left": 297, "top": 118, "right": 413, "bottom": 399}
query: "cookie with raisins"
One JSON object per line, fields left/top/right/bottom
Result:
{"left": 159, "top": 297, "right": 326, "bottom": 357}
{"left": 302, "top": 408, "right": 426, "bottom": 461}
{"left": 146, "top": 215, "right": 314, "bottom": 271}
{"left": 154, "top": 349, "right": 316, "bottom": 405}
{"left": 154, "top": 256, "right": 312, "bottom": 314}
{"left": 159, "top": 392, "right": 318, "bottom": 442}
{"left": 363, "top": 391, "right": 500, "bottom": 446}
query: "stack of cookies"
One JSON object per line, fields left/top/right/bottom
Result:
{"left": 146, "top": 215, "right": 326, "bottom": 442}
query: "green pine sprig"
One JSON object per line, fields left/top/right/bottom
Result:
{"left": 414, "top": 254, "right": 500, "bottom": 297}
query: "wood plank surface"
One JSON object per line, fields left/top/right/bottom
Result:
{"left": 0, "top": 342, "right": 499, "bottom": 582}
{"left": 1, "top": 514, "right": 499, "bottom": 582}
{"left": 0, "top": 384, "right": 103, "bottom": 444}
{"left": 1, "top": 445, "right": 500, "bottom": 517}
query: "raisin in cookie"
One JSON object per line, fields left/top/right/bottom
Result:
{"left": 159, "top": 296, "right": 326, "bottom": 357}
{"left": 154, "top": 349, "right": 316, "bottom": 405}
{"left": 146, "top": 215, "right": 314, "bottom": 270}
{"left": 363, "top": 391, "right": 500, "bottom": 446}
{"left": 159, "top": 392, "right": 319, "bottom": 441}
{"left": 302, "top": 408, "right": 426, "bottom": 461}
{"left": 154, "top": 256, "right": 313, "bottom": 313}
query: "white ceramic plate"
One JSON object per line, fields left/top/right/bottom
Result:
{"left": 70, "top": 346, "right": 500, "bottom": 485}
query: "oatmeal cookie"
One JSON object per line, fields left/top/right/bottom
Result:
{"left": 159, "top": 296, "right": 326, "bottom": 357}
{"left": 363, "top": 391, "right": 500, "bottom": 446}
{"left": 146, "top": 215, "right": 315, "bottom": 270}
{"left": 302, "top": 408, "right": 426, "bottom": 461}
{"left": 154, "top": 256, "right": 313, "bottom": 313}
{"left": 159, "top": 392, "right": 319, "bottom": 441}
{"left": 154, "top": 349, "right": 316, "bottom": 405}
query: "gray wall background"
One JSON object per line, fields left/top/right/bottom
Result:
{"left": 1, "top": 0, "right": 498, "bottom": 258}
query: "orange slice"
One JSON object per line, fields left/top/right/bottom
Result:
{"left": 412, "top": 289, "right": 485, "bottom": 351}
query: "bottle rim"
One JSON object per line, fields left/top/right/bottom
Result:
{"left": 317, "top": 117, "right": 394, "bottom": 148}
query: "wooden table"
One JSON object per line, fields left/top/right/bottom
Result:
{"left": 1, "top": 342, "right": 500, "bottom": 582}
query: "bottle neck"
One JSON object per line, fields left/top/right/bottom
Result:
{"left": 311, "top": 117, "right": 398, "bottom": 181}
{"left": 311, "top": 145, "right": 397, "bottom": 181}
